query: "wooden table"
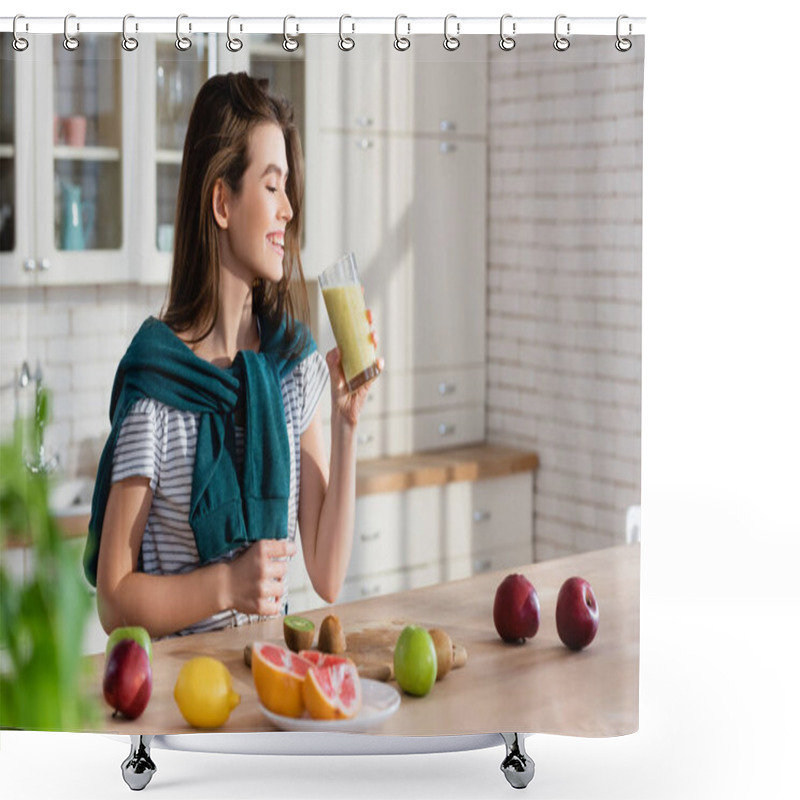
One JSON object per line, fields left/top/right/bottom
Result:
{"left": 91, "top": 544, "right": 639, "bottom": 738}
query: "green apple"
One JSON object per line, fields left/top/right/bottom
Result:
{"left": 393, "top": 625, "right": 438, "bottom": 697}
{"left": 105, "top": 626, "right": 152, "bottom": 664}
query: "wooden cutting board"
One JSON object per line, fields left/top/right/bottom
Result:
{"left": 338, "top": 620, "right": 467, "bottom": 682}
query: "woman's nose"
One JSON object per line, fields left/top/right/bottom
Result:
{"left": 280, "top": 192, "right": 293, "bottom": 223}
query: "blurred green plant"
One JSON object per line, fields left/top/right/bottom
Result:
{"left": 1, "top": 395, "right": 100, "bottom": 730}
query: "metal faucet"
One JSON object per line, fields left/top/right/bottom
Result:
{"left": 1, "top": 360, "right": 60, "bottom": 475}
{"left": 26, "top": 361, "right": 60, "bottom": 475}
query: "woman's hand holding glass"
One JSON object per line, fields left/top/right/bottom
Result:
{"left": 326, "top": 307, "right": 383, "bottom": 428}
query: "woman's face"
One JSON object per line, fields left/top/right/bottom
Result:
{"left": 218, "top": 122, "right": 293, "bottom": 285}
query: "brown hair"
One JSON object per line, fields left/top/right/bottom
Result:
{"left": 162, "top": 72, "right": 309, "bottom": 357}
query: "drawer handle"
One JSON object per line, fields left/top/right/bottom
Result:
{"left": 438, "top": 423, "right": 456, "bottom": 436}
{"left": 359, "top": 530, "right": 381, "bottom": 543}
{"left": 356, "top": 138, "right": 374, "bottom": 150}
{"left": 473, "top": 509, "right": 492, "bottom": 523}
{"left": 438, "top": 382, "right": 456, "bottom": 395}
{"left": 360, "top": 584, "right": 381, "bottom": 597}
{"left": 439, "top": 142, "right": 457, "bottom": 155}
{"left": 356, "top": 116, "right": 374, "bottom": 128}
{"left": 357, "top": 433, "right": 374, "bottom": 446}
{"left": 473, "top": 557, "right": 492, "bottom": 573}
{"left": 440, "top": 120, "right": 457, "bottom": 132}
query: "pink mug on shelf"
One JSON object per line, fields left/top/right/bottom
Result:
{"left": 63, "top": 116, "right": 87, "bottom": 147}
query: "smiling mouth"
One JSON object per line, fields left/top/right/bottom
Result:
{"left": 267, "top": 234, "right": 285, "bottom": 257}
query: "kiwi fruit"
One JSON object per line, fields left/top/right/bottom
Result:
{"left": 428, "top": 628, "right": 454, "bottom": 680}
{"left": 283, "top": 615, "right": 316, "bottom": 652}
{"left": 318, "top": 614, "right": 346, "bottom": 653}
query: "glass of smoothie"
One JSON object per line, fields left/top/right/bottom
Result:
{"left": 319, "top": 252, "right": 380, "bottom": 393}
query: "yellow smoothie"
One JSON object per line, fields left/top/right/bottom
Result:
{"left": 322, "top": 284, "right": 378, "bottom": 391}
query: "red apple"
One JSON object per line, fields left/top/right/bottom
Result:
{"left": 493, "top": 573, "right": 540, "bottom": 643}
{"left": 556, "top": 576, "right": 599, "bottom": 651}
{"left": 103, "top": 639, "right": 153, "bottom": 720}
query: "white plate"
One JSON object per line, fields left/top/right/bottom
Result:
{"left": 258, "top": 678, "right": 401, "bottom": 733}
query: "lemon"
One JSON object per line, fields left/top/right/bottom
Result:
{"left": 174, "top": 657, "right": 240, "bottom": 728}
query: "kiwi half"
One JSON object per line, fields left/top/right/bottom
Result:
{"left": 283, "top": 615, "right": 316, "bottom": 652}
{"left": 318, "top": 614, "right": 346, "bottom": 654}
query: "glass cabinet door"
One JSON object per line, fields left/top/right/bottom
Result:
{"left": 51, "top": 34, "right": 123, "bottom": 256}
{"left": 154, "top": 36, "right": 212, "bottom": 254}
{"left": 31, "top": 34, "right": 135, "bottom": 285}
{"left": 0, "top": 38, "right": 16, "bottom": 255}
{"left": 1, "top": 33, "right": 36, "bottom": 285}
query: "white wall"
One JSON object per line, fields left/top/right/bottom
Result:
{"left": 485, "top": 36, "right": 644, "bottom": 559}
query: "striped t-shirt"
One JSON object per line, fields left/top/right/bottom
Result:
{"left": 110, "top": 349, "right": 328, "bottom": 637}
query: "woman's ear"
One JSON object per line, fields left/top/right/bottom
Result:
{"left": 212, "top": 178, "right": 229, "bottom": 230}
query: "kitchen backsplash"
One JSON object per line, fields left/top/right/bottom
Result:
{"left": 486, "top": 38, "right": 643, "bottom": 560}
{"left": 0, "top": 284, "right": 166, "bottom": 477}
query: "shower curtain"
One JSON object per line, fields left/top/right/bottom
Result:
{"left": 0, "top": 9, "right": 643, "bottom": 779}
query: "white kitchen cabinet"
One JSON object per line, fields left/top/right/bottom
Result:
{"left": 410, "top": 36, "right": 488, "bottom": 137}
{"left": 409, "top": 137, "right": 487, "bottom": 371}
{"left": 303, "top": 33, "right": 488, "bottom": 458}
{"left": 289, "top": 471, "right": 534, "bottom": 612}
{"left": 305, "top": 36, "right": 412, "bottom": 134}
{"left": 1, "top": 34, "right": 136, "bottom": 286}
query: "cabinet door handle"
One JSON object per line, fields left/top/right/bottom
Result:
{"left": 356, "top": 138, "right": 374, "bottom": 150}
{"left": 38, "top": 258, "right": 51, "bottom": 271}
{"left": 438, "top": 423, "right": 456, "bottom": 436}
{"left": 438, "top": 382, "right": 456, "bottom": 395}
{"left": 473, "top": 509, "right": 492, "bottom": 523}
{"left": 360, "top": 584, "right": 382, "bottom": 597}
{"left": 473, "top": 557, "right": 492, "bottom": 573}
{"left": 439, "top": 142, "right": 457, "bottom": 155}
{"left": 356, "top": 116, "right": 374, "bottom": 128}
{"left": 23, "top": 257, "right": 36, "bottom": 272}
{"left": 440, "top": 120, "right": 457, "bottom": 132}
{"left": 357, "top": 433, "right": 374, "bottom": 446}
{"left": 359, "top": 530, "right": 381, "bottom": 543}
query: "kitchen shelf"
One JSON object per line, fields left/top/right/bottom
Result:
{"left": 156, "top": 149, "right": 183, "bottom": 166}
{"left": 0, "top": 145, "right": 13, "bottom": 158}
{"left": 53, "top": 145, "right": 121, "bottom": 162}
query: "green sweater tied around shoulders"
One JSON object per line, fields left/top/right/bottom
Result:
{"left": 83, "top": 314, "right": 317, "bottom": 588}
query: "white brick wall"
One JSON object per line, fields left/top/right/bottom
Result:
{"left": 0, "top": 284, "right": 166, "bottom": 477}
{"left": 486, "top": 36, "right": 644, "bottom": 560}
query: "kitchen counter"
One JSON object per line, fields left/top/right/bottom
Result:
{"left": 90, "top": 543, "right": 638, "bottom": 738}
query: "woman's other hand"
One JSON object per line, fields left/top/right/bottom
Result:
{"left": 226, "top": 539, "right": 297, "bottom": 617}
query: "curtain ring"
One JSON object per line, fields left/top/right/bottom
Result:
{"left": 443, "top": 14, "right": 460, "bottom": 51}
{"left": 175, "top": 14, "right": 192, "bottom": 51}
{"left": 283, "top": 15, "right": 299, "bottom": 52}
{"left": 338, "top": 15, "right": 355, "bottom": 51}
{"left": 121, "top": 14, "right": 139, "bottom": 52}
{"left": 63, "top": 14, "right": 80, "bottom": 51}
{"left": 553, "top": 14, "right": 570, "bottom": 51}
{"left": 499, "top": 14, "right": 516, "bottom": 51}
{"left": 394, "top": 15, "right": 411, "bottom": 51}
{"left": 226, "top": 15, "right": 243, "bottom": 52}
{"left": 12, "top": 15, "right": 29, "bottom": 52}
{"left": 615, "top": 15, "right": 632, "bottom": 52}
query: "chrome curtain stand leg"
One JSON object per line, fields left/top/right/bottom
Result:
{"left": 121, "top": 735, "right": 157, "bottom": 791}
{"left": 500, "top": 733, "right": 535, "bottom": 789}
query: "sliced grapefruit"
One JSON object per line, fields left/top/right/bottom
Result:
{"left": 251, "top": 642, "right": 313, "bottom": 719}
{"left": 299, "top": 650, "right": 351, "bottom": 669}
{"left": 302, "top": 660, "right": 363, "bottom": 721}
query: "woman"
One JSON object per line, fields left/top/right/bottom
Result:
{"left": 85, "top": 72, "right": 380, "bottom": 638}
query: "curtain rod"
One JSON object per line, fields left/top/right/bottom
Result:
{"left": 1, "top": 16, "right": 646, "bottom": 37}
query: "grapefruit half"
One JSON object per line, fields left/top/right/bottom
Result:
{"left": 302, "top": 660, "right": 363, "bottom": 721}
{"left": 251, "top": 642, "right": 313, "bottom": 718}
